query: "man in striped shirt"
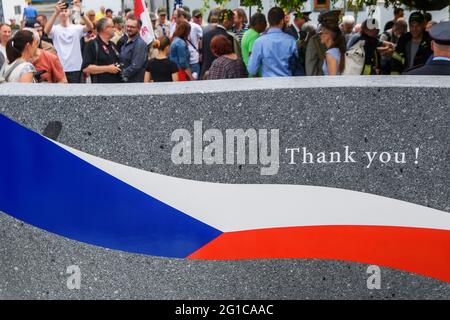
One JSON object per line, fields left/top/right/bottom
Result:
{"left": 232, "top": 8, "right": 248, "bottom": 43}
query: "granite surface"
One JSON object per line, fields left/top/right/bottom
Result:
{"left": 0, "top": 76, "right": 449, "bottom": 299}
{"left": 1, "top": 213, "right": 449, "bottom": 300}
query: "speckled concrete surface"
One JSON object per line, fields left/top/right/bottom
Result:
{"left": 1, "top": 213, "right": 449, "bottom": 300}
{"left": 0, "top": 77, "right": 449, "bottom": 299}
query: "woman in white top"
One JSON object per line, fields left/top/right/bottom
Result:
{"left": 1, "top": 30, "right": 38, "bottom": 82}
{"left": 319, "top": 24, "right": 346, "bottom": 76}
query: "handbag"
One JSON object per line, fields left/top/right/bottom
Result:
{"left": 343, "top": 40, "right": 365, "bottom": 75}
{"left": 177, "top": 69, "right": 189, "bottom": 81}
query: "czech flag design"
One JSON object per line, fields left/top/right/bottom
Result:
{"left": 1, "top": 114, "right": 449, "bottom": 283}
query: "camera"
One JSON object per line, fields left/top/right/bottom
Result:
{"left": 34, "top": 70, "right": 47, "bottom": 83}
{"left": 61, "top": 1, "right": 73, "bottom": 10}
{"left": 115, "top": 63, "right": 129, "bottom": 82}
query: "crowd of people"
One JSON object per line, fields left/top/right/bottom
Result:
{"left": 0, "top": 1, "right": 449, "bottom": 83}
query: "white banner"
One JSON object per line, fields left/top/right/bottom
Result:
{"left": 134, "top": 0, "right": 155, "bottom": 44}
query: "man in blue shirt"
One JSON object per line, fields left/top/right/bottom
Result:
{"left": 120, "top": 16, "right": 148, "bottom": 82}
{"left": 23, "top": 1, "right": 38, "bottom": 23}
{"left": 248, "top": 6, "right": 298, "bottom": 77}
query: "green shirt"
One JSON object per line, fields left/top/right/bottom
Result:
{"left": 241, "top": 28, "right": 260, "bottom": 66}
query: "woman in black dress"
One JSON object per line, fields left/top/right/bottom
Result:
{"left": 144, "top": 36, "right": 179, "bottom": 82}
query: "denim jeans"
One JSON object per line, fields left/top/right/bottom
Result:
{"left": 190, "top": 63, "right": 200, "bottom": 80}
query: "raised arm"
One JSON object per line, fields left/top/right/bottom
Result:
{"left": 80, "top": 12, "right": 94, "bottom": 33}
{"left": 44, "top": 1, "right": 64, "bottom": 36}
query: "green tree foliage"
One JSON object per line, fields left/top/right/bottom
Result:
{"left": 204, "top": 0, "right": 449, "bottom": 12}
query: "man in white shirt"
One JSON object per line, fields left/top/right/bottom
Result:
{"left": 44, "top": 1, "right": 93, "bottom": 83}
{"left": 155, "top": 7, "right": 171, "bottom": 38}
{"left": 188, "top": 16, "right": 203, "bottom": 79}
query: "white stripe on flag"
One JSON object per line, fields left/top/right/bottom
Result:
{"left": 53, "top": 139, "right": 450, "bottom": 233}
{"left": 134, "top": 0, "right": 155, "bottom": 44}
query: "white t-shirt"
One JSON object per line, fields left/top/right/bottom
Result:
{"left": 2, "top": 61, "right": 36, "bottom": 82}
{"left": 188, "top": 22, "right": 202, "bottom": 65}
{"left": 0, "top": 45, "right": 6, "bottom": 62}
{"left": 49, "top": 24, "right": 84, "bottom": 72}
{"left": 169, "top": 21, "right": 177, "bottom": 38}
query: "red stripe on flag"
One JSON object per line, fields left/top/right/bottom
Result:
{"left": 134, "top": 0, "right": 144, "bottom": 16}
{"left": 188, "top": 225, "right": 450, "bottom": 283}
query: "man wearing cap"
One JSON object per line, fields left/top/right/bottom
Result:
{"left": 391, "top": 11, "right": 432, "bottom": 74}
{"left": 149, "top": 12, "right": 158, "bottom": 37}
{"left": 147, "top": 12, "right": 160, "bottom": 59}
{"left": 112, "top": 17, "right": 124, "bottom": 44}
{"left": 286, "top": 11, "right": 311, "bottom": 41}
{"left": 405, "top": 21, "right": 450, "bottom": 75}
{"left": 156, "top": 7, "right": 171, "bottom": 38}
{"left": 347, "top": 18, "right": 394, "bottom": 75}
{"left": 190, "top": 9, "right": 202, "bottom": 27}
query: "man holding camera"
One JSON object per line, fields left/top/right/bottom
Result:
{"left": 82, "top": 18, "right": 122, "bottom": 83}
{"left": 44, "top": 1, "right": 94, "bottom": 83}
